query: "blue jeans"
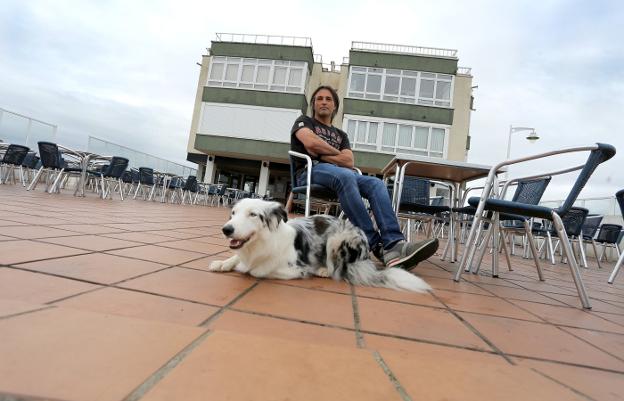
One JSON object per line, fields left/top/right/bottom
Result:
{"left": 297, "top": 162, "right": 404, "bottom": 249}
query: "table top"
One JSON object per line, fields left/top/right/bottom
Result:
{"left": 381, "top": 153, "right": 503, "bottom": 183}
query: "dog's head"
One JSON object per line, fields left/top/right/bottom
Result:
{"left": 221, "top": 198, "right": 288, "bottom": 250}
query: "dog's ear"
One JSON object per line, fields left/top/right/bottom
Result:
{"left": 266, "top": 202, "right": 288, "bottom": 230}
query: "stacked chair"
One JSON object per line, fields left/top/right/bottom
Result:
{"left": 0, "top": 144, "right": 30, "bottom": 184}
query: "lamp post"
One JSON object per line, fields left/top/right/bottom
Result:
{"left": 505, "top": 125, "right": 539, "bottom": 179}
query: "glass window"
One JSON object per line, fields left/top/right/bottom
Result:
{"left": 209, "top": 63, "right": 224, "bottom": 80}
{"left": 256, "top": 66, "right": 270, "bottom": 83}
{"left": 225, "top": 64, "right": 239, "bottom": 81}
{"left": 288, "top": 68, "right": 302, "bottom": 86}
{"left": 400, "top": 77, "right": 416, "bottom": 97}
{"left": 356, "top": 122, "right": 367, "bottom": 142}
{"left": 398, "top": 125, "right": 412, "bottom": 147}
{"left": 382, "top": 123, "right": 396, "bottom": 147}
{"left": 241, "top": 65, "right": 255, "bottom": 82}
{"left": 436, "top": 81, "right": 451, "bottom": 100}
{"left": 414, "top": 127, "right": 429, "bottom": 149}
{"left": 385, "top": 76, "right": 400, "bottom": 95}
{"left": 368, "top": 122, "right": 378, "bottom": 144}
{"left": 419, "top": 79, "right": 434, "bottom": 98}
{"left": 273, "top": 67, "right": 287, "bottom": 85}
{"left": 350, "top": 73, "right": 365, "bottom": 92}
{"left": 366, "top": 74, "right": 382, "bottom": 93}
{"left": 431, "top": 128, "right": 445, "bottom": 152}
{"left": 347, "top": 120, "right": 356, "bottom": 142}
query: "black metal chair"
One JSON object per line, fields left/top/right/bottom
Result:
{"left": 88, "top": 156, "right": 129, "bottom": 200}
{"left": 579, "top": 215, "right": 604, "bottom": 267}
{"left": 458, "top": 143, "right": 616, "bottom": 309}
{"left": 20, "top": 152, "right": 40, "bottom": 186}
{"left": 133, "top": 167, "right": 156, "bottom": 200}
{"left": 28, "top": 142, "right": 82, "bottom": 193}
{"left": 1, "top": 144, "right": 30, "bottom": 184}
{"left": 594, "top": 223, "right": 622, "bottom": 265}
{"left": 180, "top": 175, "right": 198, "bottom": 204}
{"left": 608, "top": 189, "right": 624, "bottom": 283}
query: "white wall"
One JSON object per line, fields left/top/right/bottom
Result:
{"left": 199, "top": 102, "right": 302, "bottom": 143}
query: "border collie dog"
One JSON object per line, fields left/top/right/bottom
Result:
{"left": 209, "top": 198, "right": 431, "bottom": 292}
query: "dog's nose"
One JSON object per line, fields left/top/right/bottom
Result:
{"left": 222, "top": 224, "right": 234, "bottom": 236}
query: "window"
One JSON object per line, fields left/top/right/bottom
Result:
{"left": 347, "top": 66, "right": 454, "bottom": 107}
{"left": 207, "top": 56, "right": 307, "bottom": 94}
{"left": 344, "top": 115, "right": 448, "bottom": 158}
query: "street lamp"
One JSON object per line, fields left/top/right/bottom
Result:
{"left": 506, "top": 125, "right": 540, "bottom": 179}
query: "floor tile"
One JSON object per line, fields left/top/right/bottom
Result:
{"left": 0, "top": 225, "right": 81, "bottom": 239}
{"left": 474, "top": 282, "right": 568, "bottom": 305}
{"left": 0, "top": 307, "right": 203, "bottom": 401}
{"left": 233, "top": 282, "right": 356, "bottom": 328}
{"left": 102, "top": 231, "right": 177, "bottom": 244}
{"left": 266, "top": 276, "right": 353, "bottom": 294}
{"left": 357, "top": 297, "right": 491, "bottom": 350}
{"left": 0, "top": 240, "right": 88, "bottom": 264}
{"left": 435, "top": 289, "right": 540, "bottom": 320}
{"left": 157, "top": 239, "right": 229, "bottom": 254}
{"left": 39, "top": 234, "right": 143, "bottom": 251}
{"left": 16, "top": 253, "right": 167, "bottom": 284}
{"left": 141, "top": 330, "right": 403, "bottom": 401}
{"left": 0, "top": 268, "right": 100, "bottom": 304}
{"left": 208, "top": 310, "right": 358, "bottom": 348}
{"left": 517, "top": 358, "right": 624, "bottom": 401}
{"left": 562, "top": 326, "right": 624, "bottom": 360}
{"left": 460, "top": 312, "right": 624, "bottom": 371}
{"left": 420, "top": 276, "right": 493, "bottom": 295}
{"left": 53, "top": 224, "right": 126, "bottom": 234}
{"left": 0, "top": 298, "right": 48, "bottom": 318}
{"left": 120, "top": 267, "right": 256, "bottom": 306}
{"left": 355, "top": 285, "right": 444, "bottom": 308}
{"left": 107, "top": 244, "right": 206, "bottom": 265}
{"left": 56, "top": 287, "right": 220, "bottom": 326}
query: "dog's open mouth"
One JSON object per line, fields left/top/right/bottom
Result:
{"left": 229, "top": 237, "right": 249, "bottom": 249}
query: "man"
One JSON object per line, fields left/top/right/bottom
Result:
{"left": 290, "top": 85, "right": 439, "bottom": 270}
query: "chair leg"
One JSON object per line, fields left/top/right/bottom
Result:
{"left": 552, "top": 212, "right": 591, "bottom": 309}
{"left": 499, "top": 231, "right": 513, "bottom": 272}
{"left": 471, "top": 224, "right": 493, "bottom": 274}
{"left": 546, "top": 232, "right": 556, "bottom": 265}
{"left": 525, "top": 221, "right": 544, "bottom": 281}
{"left": 591, "top": 240, "right": 601, "bottom": 269}
{"left": 27, "top": 167, "right": 45, "bottom": 191}
{"left": 608, "top": 251, "right": 624, "bottom": 284}
{"left": 577, "top": 238, "right": 588, "bottom": 268}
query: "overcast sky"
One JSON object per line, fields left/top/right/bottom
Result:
{"left": 1, "top": 0, "right": 622, "bottom": 201}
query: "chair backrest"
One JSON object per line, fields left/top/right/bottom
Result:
{"left": 37, "top": 141, "right": 63, "bottom": 169}
{"left": 2, "top": 144, "right": 30, "bottom": 165}
{"left": 21, "top": 152, "right": 39, "bottom": 168}
{"left": 399, "top": 177, "right": 431, "bottom": 206}
{"left": 581, "top": 215, "right": 603, "bottom": 239}
{"left": 121, "top": 170, "right": 133, "bottom": 183}
{"left": 288, "top": 155, "right": 300, "bottom": 188}
{"left": 511, "top": 177, "right": 551, "bottom": 205}
{"left": 103, "top": 157, "right": 129, "bottom": 178}
{"left": 182, "top": 175, "right": 197, "bottom": 192}
{"left": 596, "top": 223, "right": 623, "bottom": 244}
{"left": 217, "top": 184, "right": 227, "bottom": 196}
{"left": 138, "top": 167, "right": 154, "bottom": 185}
{"left": 557, "top": 143, "right": 616, "bottom": 217}
{"left": 616, "top": 189, "right": 624, "bottom": 218}
{"left": 168, "top": 176, "right": 184, "bottom": 189}
{"left": 550, "top": 206, "right": 589, "bottom": 237}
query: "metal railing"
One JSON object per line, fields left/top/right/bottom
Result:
{"left": 87, "top": 136, "right": 197, "bottom": 177}
{"left": 541, "top": 196, "right": 623, "bottom": 223}
{"left": 0, "top": 107, "right": 58, "bottom": 149}
{"left": 215, "top": 33, "right": 312, "bottom": 47}
{"left": 351, "top": 41, "right": 458, "bottom": 59}
{"left": 457, "top": 67, "right": 472, "bottom": 75}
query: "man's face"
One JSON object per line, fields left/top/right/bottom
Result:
{"left": 313, "top": 89, "right": 335, "bottom": 120}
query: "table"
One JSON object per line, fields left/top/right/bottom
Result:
{"left": 382, "top": 154, "right": 503, "bottom": 262}
{"left": 58, "top": 145, "right": 111, "bottom": 197}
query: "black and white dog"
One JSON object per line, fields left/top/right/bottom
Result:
{"left": 208, "top": 198, "right": 431, "bottom": 292}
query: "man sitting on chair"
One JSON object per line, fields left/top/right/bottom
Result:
{"left": 290, "top": 85, "right": 439, "bottom": 270}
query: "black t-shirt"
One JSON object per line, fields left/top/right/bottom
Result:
{"left": 290, "top": 115, "right": 351, "bottom": 176}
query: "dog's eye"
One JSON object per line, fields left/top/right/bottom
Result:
{"left": 249, "top": 212, "right": 257, "bottom": 217}
{"left": 231, "top": 211, "right": 235, "bottom": 216}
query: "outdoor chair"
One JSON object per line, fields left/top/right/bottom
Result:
{"left": 88, "top": 156, "right": 129, "bottom": 200}
{"left": 28, "top": 141, "right": 82, "bottom": 193}
{"left": 166, "top": 176, "right": 185, "bottom": 203}
{"left": 579, "top": 214, "right": 604, "bottom": 267}
{"left": 180, "top": 175, "right": 198, "bottom": 205}
{"left": 133, "top": 167, "right": 156, "bottom": 200}
{"left": 20, "top": 152, "right": 40, "bottom": 186}
{"left": 457, "top": 143, "right": 616, "bottom": 309}
{"left": 594, "top": 223, "right": 622, "bottom": 267}
{"left": 0, "top": 144, "right": 29, "bottom": 184}
{"left": 608, "top": 189, "right": 624, "bottom": 283}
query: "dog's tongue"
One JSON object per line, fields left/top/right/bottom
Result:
{"left": 229, "top": 239, "right": 244, "bottom": 249}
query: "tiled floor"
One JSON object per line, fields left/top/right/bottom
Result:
{"left": 1, "top": 185, "right": 623, "bottom": 401}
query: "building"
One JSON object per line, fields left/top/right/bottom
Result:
{"left": 186, "top": 33, "right": 475, "bottom": 202}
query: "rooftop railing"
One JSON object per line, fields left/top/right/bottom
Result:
{"left": 214, "top": 33, "right": 313, "bottom": 48}
{"left": 351, "top": 41, "right": 458, "bottom": 59}
{"left": 0, "top": 107, "right": 58, "bottom": 149}
{"left": 457, "top": 67, "right": 472, "bottom": 76}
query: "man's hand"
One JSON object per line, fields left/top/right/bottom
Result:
{"left": 295, "top": 128, "right": 340, "bottom": 158}
{"left": 320, "top": 149, "right": 354, "bottom": 169}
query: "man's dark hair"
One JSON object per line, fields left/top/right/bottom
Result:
{"left": 310, "top": 85, "right": 340, "bottom": 121}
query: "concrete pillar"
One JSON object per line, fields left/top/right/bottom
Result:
{"left": 204, "top": 155, "right": 216, "bottom": 184}
{"left": 257, "top": 160, "right": 270, "bottom": 196}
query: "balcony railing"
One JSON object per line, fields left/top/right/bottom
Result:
{"left": 351, "top": 41, "right": 458, "bottom": 59}
{"left": 214, "top": 33, "right": 313, "bottom": 48}
{"left": 457, "top": 67, "right": 472, "bottom": 76}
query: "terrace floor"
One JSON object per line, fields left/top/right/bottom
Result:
{"left": 0, "top": 185, "right": 623, "bottom": 401}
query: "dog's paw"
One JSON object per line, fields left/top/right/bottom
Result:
{"left": 208, "top": 260, "right": 224, "bottom": 272}
{"left": 314, "top": 267, "right": 330, "bottom": 278}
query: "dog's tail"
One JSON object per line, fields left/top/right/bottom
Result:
{"left": 343, "top": 259, "right": 432, "bottom": 293}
